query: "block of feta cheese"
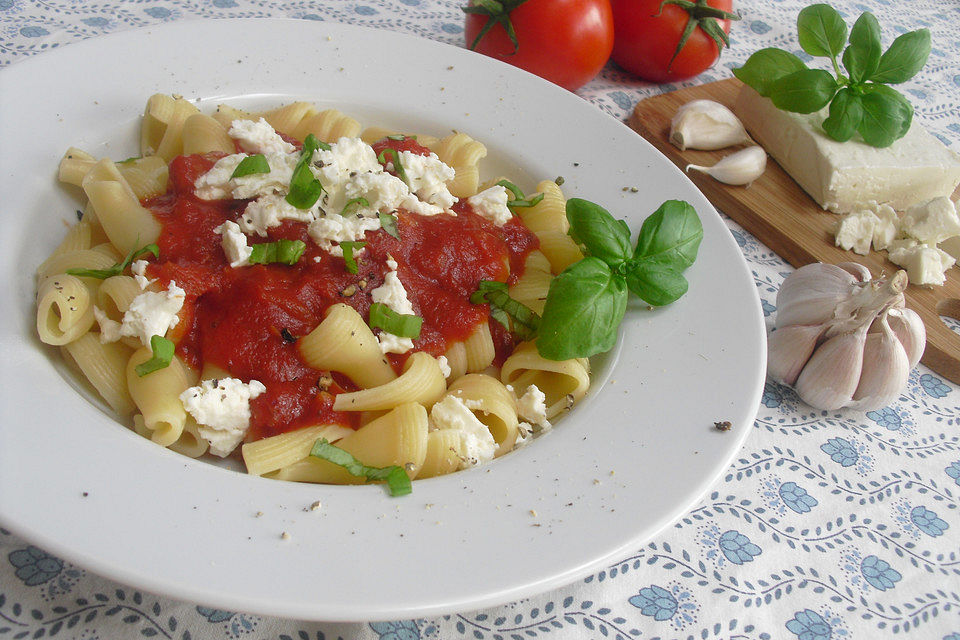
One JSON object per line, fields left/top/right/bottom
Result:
{"left": 734, "top": 86, "right": 960, "bottom": 214}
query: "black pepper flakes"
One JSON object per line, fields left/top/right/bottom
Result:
{"left": 280, "top": 328, "right": 297, "bottom": 343}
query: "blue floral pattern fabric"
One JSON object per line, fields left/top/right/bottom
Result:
{"left": 2, "top": 0, "right": 960, "bottom": 638}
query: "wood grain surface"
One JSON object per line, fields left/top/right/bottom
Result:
{"left": 629, "top": 77, "right": 960, "bottom": 385}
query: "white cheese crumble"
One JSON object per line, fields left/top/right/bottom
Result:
{"left": 95, "top": 281, "right": 185, "bottom": 348}
{"left": 179, "top": 378, "right": 267, "bottom": 457}
{"left": 370, "top": 260, "right": 416, "bottom": 354}
{"left": 437, "top": 355, "right": 451, "bottom": 379}
{"left": 215, "top": 220, "right": 254, "bottom": 267}
{"left": 516, "top": 384, "right": 551, "bottom": 431}
{"left": 900, "top": 196, "right": 960, "bottom": 246}
{"left": 130, "top": 259, "right": 156, "bottom": 289}
{"left": 429, "top": 395, "right": 497, "bottom": 468}
{"left": 229, "top": 118, "right": 296, "bottom": 155}
{"left": 398, "top": 150, "right": 457, "bottom": 210}
{"left": 467, "top": 185, "right": 513, "bottom": 226}
{"left": 887, "top": 238, "right": 956, "bottom": 286}
{"left": 193, "top": 152, "right": 297, "bottom": 201}
{"left": 834, "top": 210, "right": 877, "bottom": 255}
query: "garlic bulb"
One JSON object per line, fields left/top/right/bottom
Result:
{"left": 686, "top": 146, "right": 766, "bottom": 186}
{"left": 670, "top": 100, "right": 751, "bottom": 151}
{"left": 768, "top": 263, "right": 926, "bottom": 411}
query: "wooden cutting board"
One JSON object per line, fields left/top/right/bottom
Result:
{"left": 629, "top": 77, "right": 960, "bottom": 385}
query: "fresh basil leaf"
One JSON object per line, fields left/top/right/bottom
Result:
{"left": 871, "top": 28, "right": 931, "bottom": 84}
{"left": 309, "top": 438, "right": 412, "bottom": 497}
{"left": 378, "top": 212, "right": 400, "bottom": 239}
{"left": 340, "top": 241, "right": 366, "bottom": 274}
{"left": 471, "top": 281, "right": 540, "bottom": 341}
{"left": 67, "top": 242, "right": 159, "bottom": 280}
{"left": 368, "top": 303, "right": 423, "bottom": 339}
{"left": 857, "top": 84, "right": 913, "bottom": 148}
{"left": 565, "top": 198, "right": 632, "bottom": 266}
{"left": 732, "top": 48, "right": 808, "bottom": 97}
{"left": 248, "top": 239, "right": 307, "bottom": 265}
{"left": 340, "top": 197, "right": 370, "bottom": 216}
{"left": 796, "top": 3, "right": 847, "bottom": 58}
{"left": 230, "top": 154, "right": 270, "bottom": 179}
{"left": 536, "top": 257, "right": 627, "bottom": 361}
{"left": 769, "top": 68, "right": 838, "bottom": 114}
{"left": 134, "top": 335, "right": 175, "bottom": 377}
{"left": 495, "top": 179, "right": 543, "bottom": 208}
{"left": 842, "top": 12, "right": 882, "bottom": 83}
{"left": 821, "top": 88, "right": 863, "bottom": 142}
{"left": 633, "top": 200, "right": 703, "bottom": 269}
{"left": 625, "top": 263, "right": 689, "bottom": 307}
{"left": 377, "top": 148, "right": 409, "bottom": 186}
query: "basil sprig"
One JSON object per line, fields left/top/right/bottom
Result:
{"left": 285, "top": 134, "right": 325, "bottom": 209}
{"left": 134, "top": 335, "right": 175, "bottom": 377}
{"left": 733, "top": 3, "right": 930, "bottom": 147}
{"left": 368, "top": 303, "right": 423, "bottom": 339}
{"left": 67, "top": 243, "right": 159, "bottom": 280}
{"left": 470, "top": 281, "right": 540, "bottom": 341}
{"left": 536, "top": 199, "right": 702, "bottom": 361}
{"left": 496, "top": 179, "right": 544, "bottom": 209}
{"left": 230, "top": 154, "right": 270, "bottom": 179}
{"left": 340, "top": 197, "right": 370, "bottom": 216}
{"left": 340, "top": 241, "right": 366, "bottom": 274}
{"left": 310, "top": 438, "right": 412, "bottom": 497}
{"left": 248, "top": 239, "right": 306, "bottom": 265}
{"left": 378, "top": 212, "right": 401, "bottom": 239}
{"left": 377, "top": 148, "right": 409, "bottom": 186}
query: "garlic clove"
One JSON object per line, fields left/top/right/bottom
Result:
{"left": 849, "top": 314, "right": 910, "bottom": 411}
{"left": 884, "top": 307, "right": 926, "bottom": 369}
{"left": 767, "top": 323, "right": 826, "bottom": 386}
{"left": 794, "top": 326, "right": 866, "bottom": 410}
{"left": 670, "top": 100, "right": 752, "bottom": 151}
{"left": 686, "top": 146, "right": 767, "bottom": 186}
{"left": 835, "top": 262, "right": 872, "bottom": 282}
{"left": 775, "top": 263, "right": 857, "bottom": 329}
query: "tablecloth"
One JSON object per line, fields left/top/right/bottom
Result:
{"left": 2, "top": 0, "right": 959, "bottom": 638}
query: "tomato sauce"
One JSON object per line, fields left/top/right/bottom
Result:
{"left": 142, "top": 149, "right": 539, "bottom": 440}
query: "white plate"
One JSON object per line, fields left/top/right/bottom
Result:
{"left": 0, "top": 19, "right": 765, "bottom": 621}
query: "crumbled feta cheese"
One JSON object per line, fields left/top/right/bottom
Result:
{"left": 130, "top": 259, "right": 156, "bottom": 289}
{"left": 399, "top": 150, "right": 457, "bottom": 210}
{"left": 370, "top": 262, "right": 416, "bottom": 354}
{"left": 241, "top": 194, "right": 316, "bottom": 237}
{"left": 96, "top": 281, "right": 185, "bottom": 347}
{"left": 229, "top": 118, "right": 296, "bottom": 155}
{"left": 467, "top": 185, "right": 513, "bottom": 226}
{"left": 887, "top": 238, "right": 956, "bottom": 286}
{"left": 437, "top": 355, "right": 451, "bottom": 379}
{"left": 429, "top": 395, "right": 497, "bottom": 468}
{"left": 516, "top": 384, "right": 551, "bottom": 431}
{"left": 871, "top": 203, "right": 899, "bottom": 251}
{"left": 193, "top": 152, "right": 297, "bottom": 201}
{"left": 307, "top": 211, "right": 382, "bottom": 256}
{"left": 834, "top": 210, "right": 877, "bottom": 255}
{"left": 179, "top": 378, "right": 267, "bottom": 457}
{"left": 215, "top": 220, "right": 253, "bottom": 267}
{"left": 900, "top": 196, "right": 960, "bottom": 246}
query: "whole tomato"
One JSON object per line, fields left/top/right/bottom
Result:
{"left": 463, "top": 0, "right": 615, "bottom": 92}
{"left": 610, "top": 0, "right": 738, "bottom": 83}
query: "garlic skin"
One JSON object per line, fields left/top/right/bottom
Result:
{"left": 767, "top": 264, "right": 926, "bottom": 412}
{"left": 670, "top": 100, "right": 751, "bottom": 151}
{"left": 686, "top": 146, "right": 766, "bottom": 186}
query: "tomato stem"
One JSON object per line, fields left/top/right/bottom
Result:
{"left": 656, "top": 0, "right": 740, "bottom": 72}
{"left": 462, "top": 0, "right": 534, "bottom": 54}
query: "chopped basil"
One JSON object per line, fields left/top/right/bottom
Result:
{"left": 248, "top": 239, "right": 307, "bottom": 265}
{"left": 470, "top": 280, "right": 540, "bottom": 341}
{"left": 134, "top": 335, "right": 175, "bottom": 377}
{"left": 231, "top": 154, "right": 270, "bottom": 179}
{"left": 496, "top": 179, "right": 544, "bottom": 208}
{"left": 385, "top": 134, "right": 411, "bottom": 141}
{"left": 309, "top": 438, "right": 412, "bottom": 497}
{"left": 340, "top": 241, "right": 366, "bottom": 274}
{"left": 368, "top": 302, "right": 422, "bottom": 339}
{"left": 376, "top": 148, "right": 409, "bottom": 186}
{"left": 67, "top": 243, "right": 159, "bottom": 280}
{"left": 378, "top": 212, "right": 400, "bottom": 239}
{"left": 285, "top": 134, "right": 324, "bottom": 209}
{"left": 340, "top": 197, "right": 370, "bottom": 216}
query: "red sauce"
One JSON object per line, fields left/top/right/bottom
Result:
{"left": 142, "top": 148, "right": 539, "bottom": 440}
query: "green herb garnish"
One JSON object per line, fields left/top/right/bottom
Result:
{"left": 733, "top": 3, "right": 930, "bottom": 147}
{"left": 310, "top": 438, "right": 412, "bottom": 497}
{"left": 134, "top": 335, "right": 175, "bottom": 377}
{"left": 285, "top": 134, "right": 324, "bottom": 209}
{"left": 231, "top": 154, "right": 270, "bottom": 179}
{"left": 368, "top": 302, "right": 423, "bottom": 339}
{"left": 340, "top": 241, "right": 366, "bottom": 275}
{"left": 248, "top": 239, "right": 307, "bottom": 265}
{"left": 470, "top": 280, "right": 540, "bottom": 341}
{"left": 378, "top": 212, "right": 401, "bottom": 239}
{"left": 496, "top": 179, "right": 544, "bottom": 209}
{"left": 340, "top": 197, "right": 370, "bottom": 216}
{"left": 377, "top": 148, "right": 410, "bottom": 186}
{"left": 536, "top": 199, "right": 702, "bottom": 360}
{"left": 67, "top": 243, "right": 159, "bottom": 280}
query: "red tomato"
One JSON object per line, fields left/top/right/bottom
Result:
{"left": 463, "top": 0, "right": 615, "bottom": 92}
{"left": 610, "top": 0, "right": 737, "bottom": 83}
